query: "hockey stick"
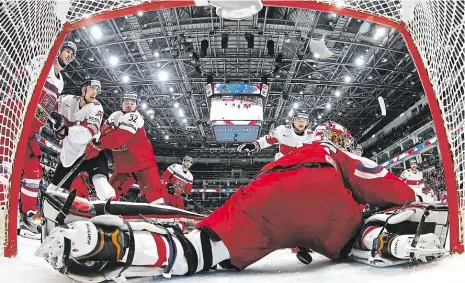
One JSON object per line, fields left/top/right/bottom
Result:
{"left": 55, "top": 155, "right": 86, "bottom": 190}
{"left": 181, "top": 195, "right": 213, "bottom": 214}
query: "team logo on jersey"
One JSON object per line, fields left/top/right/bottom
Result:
{"left": 35, "top": 92, "right": 57, "bottom": 124}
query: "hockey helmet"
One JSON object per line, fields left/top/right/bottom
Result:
{"left": 294, "top": 109, "right": 309, "bottom": 121}
{"left": 409, "top": 159, "right": 418, "bottom": 165}
{"left": 354, "top": 144, "right": 363, "bottom": 153}
{"left": 314, "top": 121, "right": 354, "bottom": 150}
{"left": 81, "top": 79, "right": 101, "bottom": 94}
{"left": 122, "top": 92, "right": 138, "bottom": 103}
{"left": 57, "top": 41, "right": 77, "bottom": 67}
{"left": 183, "top": 155, "right": 193, "bottom": 169}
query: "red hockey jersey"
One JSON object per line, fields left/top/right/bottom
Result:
{"left": 162, "top": 164, "right": 193, "bottom": 195}
{"left": 99, "top": 110, "right": 156, "bottom": 173}
{"left": 261, "top": 142, "right": 416, "bottom": 208}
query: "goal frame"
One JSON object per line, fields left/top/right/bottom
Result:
{"left": 3, "top": 0, "right": 462, "bottom": 257}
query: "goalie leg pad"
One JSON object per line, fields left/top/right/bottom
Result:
{"left": 351, "top": 204, "right": 448, "bottom": 267}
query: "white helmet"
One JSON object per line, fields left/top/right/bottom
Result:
{"left": 122, "top": 92, "right": 138, "bottom": 102}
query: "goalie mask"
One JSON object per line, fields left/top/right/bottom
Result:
{"left": 314, "top": 121, "right": 354, "bottom": 151}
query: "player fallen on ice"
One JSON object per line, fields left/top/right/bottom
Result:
{"left": 36, "top": 121, "right": 448, "bottom": 282}
{"left": 84, "top": 92, "right": 165, "bottom": 204}
{"left": 46, "top": 79, "right": 116, "bottom": 201}
{"left": 0, "top": 41, "right": 77, "bottom": 239}
{"left": 237, "top": 109, "right": 313, "bottom": 160}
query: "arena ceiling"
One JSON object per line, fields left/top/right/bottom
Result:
{"left": 61, "top": 6, "right": 424, "bottom": 157}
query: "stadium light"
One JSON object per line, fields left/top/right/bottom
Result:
{"left": 174, "top": 102, "right": 179, "bottom": 108}
{"left": 91, "top": 26, "right": 102, "bottom": 39}
{"left": 141, "top": 102, "right": 147, "bottom": 109}
{"left": 158, "top": 71, "right": 169, "bottom": 81}
{"left": 122, "top": 75, "right": 129, "bottom": 83}
{"left": 169, "top": 87, "right": 174, "bottom": 92}
{"left": 326, "top": 103, "right": 331, "bottom": 109}
{"left": 164, "top": 135, "right": 169, "bottom": 140}
{"left": 355, "top": 57, "right": 364, "bottom": 67}
{"left": 109, "top": 56, "right": 119, "bottom": 66}
{"left": 293, "top": 102, "right": 299, "bottom": 109}
{"left": 335, "top": 90, "right": 341, "bottom": 97}
{"left": 154, "top": 51, "right": 160, "bottom": 58}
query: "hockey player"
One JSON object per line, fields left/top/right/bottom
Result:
{"left": 37, "top": 121, "right": 445, "bottom": 282}
{"left": 352, "top": 145, "right": 363, "bottom": 156}
{"left": 237, "top": 109, "right": 313, "bottom": 160}
{"left": 161, "top": 155, "right": 194, "bottom": 209}
{"left": 46, "top": 79, "right": 115, "bottom": 201}
{"left": 0, "top": 41, "right": 77, "bottom": 238}
{"left": 400, "top": 159, "right": 431, "bottom": 202}
{"left": 84, "top": 92, "right": 164, "bottom": 204}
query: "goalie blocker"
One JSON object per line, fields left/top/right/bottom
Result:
{"left": 37, "top": 193, "right": 448, "bottom": 282}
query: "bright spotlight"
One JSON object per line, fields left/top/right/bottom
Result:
{"left": 91, "top": 26, "right": 102, "bottom": 39}
{"left": 174, "top": 102, "right": 179, "bottom": 108}
{"left": 109, "top": 56, "right": 119, "bottom": 66}
{"left": 158, "top": 71, "right": 169, "bottom": 81}
{"left": 355, "top": 57, "right": 364, "bottom": 67}
{"left": 335, "top": 90, "right": 341, "bottom": 97}
{"left": 293, "top": 102, "right": 299, "bottom": 109}
{"left": 122, "top": 75, "right": 129, "bottom": 83}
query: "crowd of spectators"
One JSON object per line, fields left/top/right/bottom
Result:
{"left": 365, "top": 105, "right": 432, "bottom": 157}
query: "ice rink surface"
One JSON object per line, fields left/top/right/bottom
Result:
{"left": 1, "top": 237, "right": 464, "bottom": 283}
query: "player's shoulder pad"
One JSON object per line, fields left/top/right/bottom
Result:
{"left": 93, "top": 100, "right": 102, "bottom": 106}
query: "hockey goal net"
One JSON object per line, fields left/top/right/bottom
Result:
{"left": 0, "top": 0, "right": 464, "bottom": 257}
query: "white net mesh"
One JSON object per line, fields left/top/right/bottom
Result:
{"left": 1, "top": 0, "right": 464, "bottom": 256}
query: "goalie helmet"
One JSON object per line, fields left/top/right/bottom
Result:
{"left": 314, "top": 121, "right": 354, "bottom": 151}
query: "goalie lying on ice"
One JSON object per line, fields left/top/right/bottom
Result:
{"left": 36, "top": 122, "right": 449, "bottom": 282}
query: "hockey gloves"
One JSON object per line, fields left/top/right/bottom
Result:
{"left": 48, "top": 111, "right": 68, "bottom": 140}
{"left": 166, "top": 182, "right": 176, "bottom": 195}
{"left": 85, "top": 140, "right": 103, "bottom": 160}
{"left": 100, "top": 123, "right": 116, "bottom": 136}
{"left": 237, "top": 141, "right": 260, "bottom": 154}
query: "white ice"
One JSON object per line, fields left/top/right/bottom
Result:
{"left": 1, "top": 237, "right": 464, "bottom": 283}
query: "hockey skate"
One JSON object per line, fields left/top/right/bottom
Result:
{"left": 19, "top": 210, "right": 41, "bottom": 240}
{"left": 350, "top": 203, "right": 448, "bottom": 267}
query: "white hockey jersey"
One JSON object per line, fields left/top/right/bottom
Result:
{"left": 400, "top": 168, "right": 425, "bottom": 193}
{"left": 162, "top": 164, "right": 193, "bottom": 194}
{"left": 106, "top": 110, "right": 145, "bottom": 137}
{"left": 256, "top": 124, "right": 314, "bottom": 160}
{"left": 58, "top": 95, "right": 104, "bottom": 167}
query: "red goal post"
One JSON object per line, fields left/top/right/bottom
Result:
{"left": 0, "top": 0, "right": 463, "bottom": 257}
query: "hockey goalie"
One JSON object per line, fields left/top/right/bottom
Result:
{"left": 36, "top": 121, "right": 448, "bottom": 282}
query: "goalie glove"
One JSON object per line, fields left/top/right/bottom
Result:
{"left": 237, "top": 141, "right": 260, "bottom": 154}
